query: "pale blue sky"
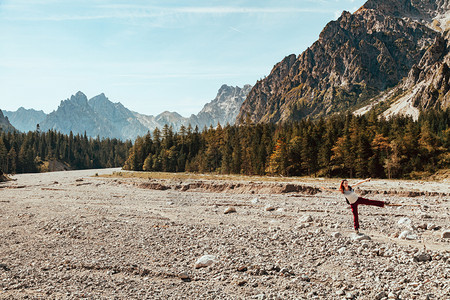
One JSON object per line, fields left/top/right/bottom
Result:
{"left": 0, "top": 0, "right": 365, "bottom": 116}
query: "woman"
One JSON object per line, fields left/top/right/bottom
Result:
{"left": 322, "top": 178, "right": 388, "bottom": 234}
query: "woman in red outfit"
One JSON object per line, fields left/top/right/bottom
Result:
{"left": 322, "top": 178, "right": 388, "bottom": 233}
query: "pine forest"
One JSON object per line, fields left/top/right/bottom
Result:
{"left": 0, "top": 109, "right": 448, "bottom": 179}
{"left": 123, "top": 109, "right": 450, "bottom": 179}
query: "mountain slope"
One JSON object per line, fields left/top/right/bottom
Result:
{"left": 237, "top": 0, "right": 449, "bottom": 123}
{"left": 3, "top": 107, "right": 46, "bottom": 132}
{"left": 0, "top": 110, "right": 16, "bottom": 133}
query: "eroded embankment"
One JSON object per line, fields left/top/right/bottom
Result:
{"left": 137, "top": 180, "right": 320, "bottom": 195}
{"left": 136, "top": 179, "right": 448, "bottom": 197}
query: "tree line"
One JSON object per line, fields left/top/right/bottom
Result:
{"left": 124, "top": 109, "right": 449, "bottom": 179}
{"left": 0, "top": 130, "right": 131, "bottom": 174}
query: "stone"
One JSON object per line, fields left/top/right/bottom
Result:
{"left": 265, "top": 205, "right": 276, "bottom": 211}
{"left": 427, "top": 223, "right": 438, "bottom": 230}
{"left": 399, "top": 230, "right": 418, "bottom": 240}
{"left": 224, "top": 206, "right": 236, "bottom": 214}
{"left": 299, "top": 215, "right": 313, "bottom": 223}
{"left": 331, "top": 232, "right": 342, "bottom": 238}
{"left": 337, "top": 247, "right": 346, "bottom": 254}
{"left": 441, "top": 230, "right": 450, "bottom": 238}
{"left": 413, "top": 253, "right": 432, "bottom": 262}
{"left": 194, "top": 255, "right": 217, "bottom": 269}
{"left": 251, "top": 198, "right": 260, "bottom": 204}
{"left": 351, "top": 233, "right": 371, "bottom": 241}
{"left": 178, "top": 272, "right": 190, "bottom": 281}
{"left": 374, "top": 292, "right": 387, "bottom": 300}
{"left": 388, "top": 292, "right": 396, "bottom": 299}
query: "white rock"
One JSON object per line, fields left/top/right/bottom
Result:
{"left": 224, "top": 206, "right": 236, "bottom": 214}
{"left": 351, "top": 233, "right": 371, "bottom": 241}
{"left": 399, "top": 230, "right": 418, "bottom": 240}
{"left": 265, "top": 205, "right": 276, "bottom": 211}
{"left": 388, "top": 292, "right": 396, "bottom": 299}
{"left": 194, "top": 255, "right": 217, "bottom": 269}
{"left": 251, "top": 198, "right": 260, "bottom": 204}
{"left": 337, "top": 247, "right": 346, "bottom": 254}
{"left": 299, "top": 215, "right": 313, "bottom": 223}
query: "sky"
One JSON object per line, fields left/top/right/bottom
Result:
{"left": 0, "top": 0, "right": 366, "bottom": 117}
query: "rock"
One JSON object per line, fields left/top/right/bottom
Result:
{"left": 331, "top": 232, "right": 342, "bottom": 238}
{"left": 374, "top": 291, "right": 388, "bottom": 300}
{"left": 427, "top": 223, "right": 439, "bottom": 230}
{"left": 194, "top": 255, "right": 217, "bottom": 269}
{"left": 178, "top": 272, "right": 190, "bottom": 282}
{"left": 237, "top": 266, "right": 247, "bottom": 272}
{"left": 441, "top": 230, "right": 450, "bottom": 238}
{"left": 399, "top": 230, "right": 418, "bottom": 240}
{"left": 251, "top": 198, "right": 260, "bottom": 204}
{"left": 388, "top": 292, "right": 397, "bottom": 299}
{"left": 265, "top": 205, "right": 276, "bottom": 211}
{"left": 224, "top": 206, "right": 236, "bottom": 214}
{"left": 299, "top": 215, "right": 313, "bottom": 223}
{"left": 351, "top": 233, "right": 371, "bottom": 241}
{"left": 296, "top": 223, "right": 311, "bottom": 229}
{"left": 235, "top": 279, "right": 247, "bottom": 286}
{"left": 413, "top": 253, "right": 432, "bottom": 262}
{"left": 337, "top": 247, "right": 346, "bottom": 254}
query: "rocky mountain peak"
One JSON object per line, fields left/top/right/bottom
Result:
{"left": 66, "top": 91, "right": 89, "bottom": 107}
{"left": 237, "top": 0, "right": 447, "bottom": 124}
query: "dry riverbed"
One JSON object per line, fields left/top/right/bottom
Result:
{"left": 0, "top": 168, "right": 449, "bottom": 299}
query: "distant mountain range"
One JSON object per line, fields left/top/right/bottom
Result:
{"left": 3, "top": 84, "right": 252, "bottom": 140}
{"left": 237, "top": 0, "right": 450, "bottom": 123}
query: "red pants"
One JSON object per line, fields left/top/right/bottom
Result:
{"left": 350, "top": 197, "right": 385, "bottom": 230}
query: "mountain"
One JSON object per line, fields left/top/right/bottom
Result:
{"left": 0, "top": 110, "right": 16, "bottom": 133}
{"left": 237, "top": 0, "right": 450, "bottom": 123}
{"left": 88, "top": 93, "right": 149, "bottom": 140}
{"left": 135, "top": 84, "right": 251, "bottom": 132}
{"left": 39, "top": 92, "right": 115, "bottom": 138}
{"left": 190, "top": 84, "right": 252, "bottom": 128}
{"left": 34, "top": 84, "right": 250, "bottom": 140}
{"left": 3, "top": 107, "right": 46, "bottom": 132}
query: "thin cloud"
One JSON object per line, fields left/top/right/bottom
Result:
{"left": 4, "top": 5, "right": 336, "bottom": 22}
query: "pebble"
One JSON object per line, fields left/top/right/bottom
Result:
{"left": 351, "top": 233, "right": 371, "bottom": 241}
{"left": 265, "top": 205, "right": 276, "bottom": 211}
{"left": 194, "top": 255, "right": 217, "bottom": 269}
{"left": 441, "top": 230, "right": 450, "bottom": 238}
{"left": 224, "top": 206, "right": 237, "bottom": 214}
{"left": 399, "top": 230, "right": 418, "bottom": 240}
{"left": 331, "top": 232, "right": 342, "bottom": 238}
{"left": 299, "top": 215, "right": 313, "bottom": 223}
{"left": 413, "top": 253, "right": 432, "bottom": 262}
{"left": 251, "top": 198, "right": 260, "bottom": 204}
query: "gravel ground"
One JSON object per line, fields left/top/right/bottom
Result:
{"left": 0, "top": 168, "right": 449, "bottom": 299}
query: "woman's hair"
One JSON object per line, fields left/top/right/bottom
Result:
{"left": 339, "top": 179, "right": 350, "bottom": 194}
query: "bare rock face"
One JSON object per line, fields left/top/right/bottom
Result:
{"left": 237, "top": 0, "right": 449, "bottom": 124}
{"left": 0, "top": 109, "right": 17, "bottom": 133}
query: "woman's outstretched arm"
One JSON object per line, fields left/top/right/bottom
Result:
{"left": 352, "top": 178, "right": 371, "bottom": 187}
